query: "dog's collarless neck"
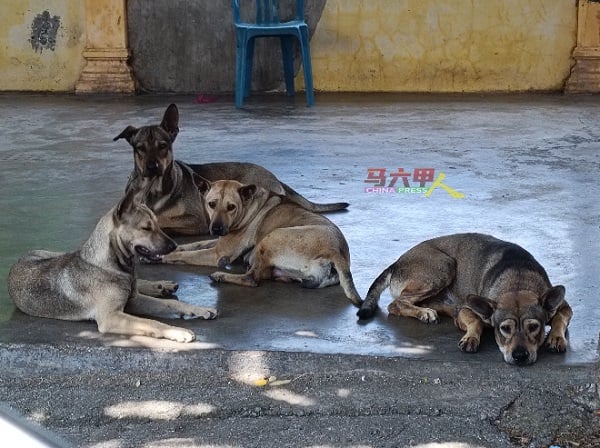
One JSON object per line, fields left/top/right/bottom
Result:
{"left": 232, "top": 193, "right": 280, "bottom": 232}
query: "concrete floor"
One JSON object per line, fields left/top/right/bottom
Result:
{"left": 0, "top": 93, "right": 598, "bottom": 366}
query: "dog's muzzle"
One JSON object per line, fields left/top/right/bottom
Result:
{"left": 210, "top": 222, "right": 229, "bottom": 236}
{"left": 143, "top": 161, "right": 163, "bottom": 177}
{"left": 135, "top": 240, "right": 177, "bottom": 262}
{"left": 511, "top": 346, "right": 532, "bottom": 365}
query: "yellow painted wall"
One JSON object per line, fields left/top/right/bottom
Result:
{"left": 0, "top": 0, "right": 579, "bottom": 92}
{"left": 308, "top": 0, "right": 577, "bottom": 92}
{"left": 0, "top": 1, "right": 86, "bottom": 91}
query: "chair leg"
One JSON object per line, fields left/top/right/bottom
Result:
{"left": 244, "top": 38, "right": 255, "bottom": 99}
{"left": 280, "top": 36, "right": 295, "bottom": 97}
{"left": 299, "top": 27, "right": 314, "bottom": 107}
{"left": 235, "top": 33, "right": 247, "bottom": 108}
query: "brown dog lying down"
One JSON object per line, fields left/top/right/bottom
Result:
{"left": 115, "top": 103, "right": 349, "bottom": 236}
{"left": 156, "top": 179, "right": 363, "bottom": 308}
{"left": 358, "top": 233, "right": 572, "bottom": 365}
{"left": 8, "top": 189, "right": 217, "bottom": 343}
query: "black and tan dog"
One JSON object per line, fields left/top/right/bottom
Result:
{"left": 8, "top": 189, "right": 217, "bottom": 343}
{"left": 156, "top": 179, "right": 363, "bottom": 307}
{"left": 114, "top": 104, "right": 348, "bottom": 236}
{"left": 357, "top": 233, "right": 572, "bottom": 365}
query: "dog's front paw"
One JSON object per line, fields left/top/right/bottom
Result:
{"left": 210, "top": 271, "right": 226, "bottom": 283}
{"left": 458, "top": 335, "right": 480, "bottom": 353}
{"left": 205, "top": 308, "right": 219, "bottom": 320}
{"left": 162, "top": 327, "right": 196, "bottom": 343}
{"left": 183, "top": 307, "right": 218, "bottom": 320}
{"left": 137, "top": 279, "right": 179, "bottom": 298}
{"left": 150, "top": 280, "right": 179, "bottom": 298}
{"left": 418, "top": 308, "right": 439, "bottom": 324}
{"left": 157, "top": 280, "right": 179, "bottom": 297}
{"left": 546, "top": 334, "right": 568, "bottom": 353}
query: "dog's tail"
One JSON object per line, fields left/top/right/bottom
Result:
{"left": 336, "top": 266, "right": 363, "bottom": 308}
{"left": 334, "top": 261, "right": 363, "bottom": 308}
{"left": 357, "top": 265, "right": 393, "bottom": 319}
{"left": 281, "top": 182, "right": 349, "bottom": 213}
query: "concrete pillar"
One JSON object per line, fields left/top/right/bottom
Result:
{"left": 565, "top": 0, "right": 600, "bottom": 93}
{"left": 75, "top": 0, "right": 135, "bottom": 93}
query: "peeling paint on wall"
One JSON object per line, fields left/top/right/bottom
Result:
{"left": 0, "top": 1, "right": 85, "bottom": 91}
{"left": 30, "top": 10, "right": 60, "bottom": 53}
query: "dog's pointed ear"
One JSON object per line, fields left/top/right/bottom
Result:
{"left": 160, "top": 104, "right": 179, "bottom": 142}
{"left": 463, "top": 294, "right": 496, "bottom": 322}
{"left": 238, "top": 184, "right": 257, "bottom": 202}
{"left": 193, "top": 174, "right": 211, "bottom": 196}
{"left": 266, "top": 180, "right": 285, "bottom": 196}
{"left": 113, "top": 126, "right": 139, "bottom": 145}
{"left": 540, "top": 285, "right": 566, "bottom": 315}
{"left": 115, "top": 188, "right": 137, "bottom": 220}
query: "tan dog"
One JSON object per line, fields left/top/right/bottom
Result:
{"left": 115, "top": 104, "right": 349, "bottom": 236}
{"left": 357, "top": 233, "right": 572, "bottom": 365}
{"left": 8, "top": 189, "right": 217, "bottom": 343}
{"left": 159, "top": 179, "right": 363, "bottom": 307}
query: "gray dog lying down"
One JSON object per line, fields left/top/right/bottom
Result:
{"left": 7, "top": 189, "right": 217, "bottom": 343}
{"left": 358, "top": 233, "right": 572, "bottom": 365}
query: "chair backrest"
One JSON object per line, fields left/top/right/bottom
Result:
{"left": 232, "top": 0, "right": 304, "bottom": 25}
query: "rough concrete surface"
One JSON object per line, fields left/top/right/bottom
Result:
{"left": 0, "top": 93, "right": 599, "bottom": 447}
{"left": 1, "top": 346, "right": 599, "bottom": 448}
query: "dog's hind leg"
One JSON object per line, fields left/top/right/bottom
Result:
{"left": 137, "top": 279, "right": 179, "bottom": 298}
{"left": 294, "top": 259, "right": 362, "bottom": 307}
{"left": 368, "top": 244, "right": 456, "bottom": 323}
{"left": 387, "top": 279, "right": 454, "bottom": 324}
{"left": 297, "top": 261, "right": 338, "bottom": 288}
{"left": 387, "top": 288, "right": 447, "bottom": 323}
{"left": 210, "top": 270, "right": 259, "bottom": 287}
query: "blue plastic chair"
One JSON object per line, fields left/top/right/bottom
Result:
{"left": 232, "top": 0, "right": 315, "bottom": 108}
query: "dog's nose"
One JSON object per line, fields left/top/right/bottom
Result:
{"left": 165, "top": 239, "right": 177, "bottom": 254}
{"left": 210, "top": 222, "right": 228, "bottom": 236}
{"left": 145, "top": 161, "right": 161, "bottom": 175}
{"left": 512, "top": 346, "right": 530, "bottom": 364}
